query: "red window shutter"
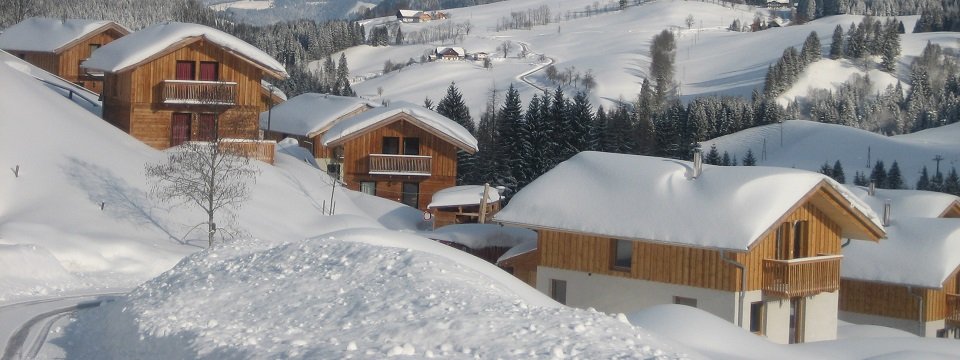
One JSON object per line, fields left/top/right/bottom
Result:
{"left": 199, "top": 62, "right": 218, "bottom": 81}
{"left": 175, "top": 61, "right": 194, "bottom": 80}
{"left": 171, "top": 113, "right": 192, "bottom": 146}
{"left": 197, "top": 114, "right": 217, "bottom": 142}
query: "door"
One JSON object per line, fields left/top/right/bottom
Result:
{"left": 401, "top": 182, "right": 419, "bottom": 208}
{"left": 789, "top": 298, "right": 805, "bottom": 344}
{"left": 196, "top": 113, "right": 217, "bottom": 142}
{"left": 170, "top": 113, "right": 192, "bottom": 147}
{"left": 175, "top": 61, "right": 195, "bottom": 80}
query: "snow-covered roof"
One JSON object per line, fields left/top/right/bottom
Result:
{"left": 397, "top": 9, "right": 421, "bottom": 17}
{"left": 0, "top": 18, "right": 128, "bottom": 53}
{"left": 497, "top": 238, "right": 537, "bottom": 263}
{"left": 321, "top": 101, "right": 479, "bottom": 153}
{"left": 427, "top": 185, "right": 501, "bottom": 208}
{"left": 260, "top": 80, "right": 287, "bottom": 101}
{"left": 843, "top": 217, "right": 960, "bottom": 288}
{"left": 494, "top": 152, "right": 884, "bottom": 251}
{"left": 0, "top": 50, "right": 101, "bottom": 115}
{"left": 82, "top": 22, "right": 287, "bottom": 78}
{"left": 436, "top": 47, "right": 465, "bottom": 56}
{"left": 419, "top": 223, "right": 535, "bottom": 249}
{"left": 845, "top": 186, "right": 960, "bottom": 220}
{"left": 259, "top": 93, "right": 379, "bottom": 137}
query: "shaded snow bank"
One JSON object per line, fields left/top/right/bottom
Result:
{"left": 61, "top": 232, "right": 689, "bottom": 359}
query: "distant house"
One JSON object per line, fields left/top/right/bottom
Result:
{"left": 0, "top": 17, "right": 129, "bottom": 94}
{"left": 83, "top": 22, "right": 288, "bottom": 157}
{"left": 265, "top": 99, "right": 478, "bottom": 210}
{"left": 397, "top": 10, "right": 423, "bottom": 23}
{"left": 471, "top": 52, "right": 489, "bottom": 61}
{"left": 433, "top": 47, "right": 466, "bottom": 61}
{"left": 840, "top": 187, "right": 960, "bottom": 338}
{"left": 258, "top": 93, "right": 380, "bottom": 173}
{"left": 427, "top": 185, "right": 502, "bottom": 228}
{"left": 767, "top": 0, "right": 791, "bottom": 8}
{"left": 494, "top": 151, "right": 885, "bottom": 344}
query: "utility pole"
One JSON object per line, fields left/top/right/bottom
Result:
{"left": 934, "top": 155, "right": 944, "bottom": 177}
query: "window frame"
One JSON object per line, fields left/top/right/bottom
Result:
{"left": 199, "top": 61, "right": 219, "bottom": 82}
{"left": 673, "top": 296, "right": 698, "bottom": 308}
{"left": 750, "top": 301, "right": 765, "bottom": 335}
{"left": 550, "top": 279, "right": 567, "bottom": 304}
{"left": 401, "top": 182, "right": 419, "bottom": 208}
{"left": 175, "top": 60, "right": 195, "bottom": 80}
{"left": 382, "top": 137, "right": 400, "bottom": 155}
{"left": 359, "top": 181, "right": 376, "bottom": 195}
{"left": 610, "top": 239, "right": 633, "bottom": 271}
{"left": 402, "top": 137, "right": 420, "bottom": 155}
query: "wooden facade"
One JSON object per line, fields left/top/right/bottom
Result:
{"left": 840, "top": 267, "right": 960, "bottom": 324}
{"left": 101, "top": 37, "right": 281, "bottom": 150}
{"left": 433, "top": 202, "right": 501, "bottom": 228}
{"left": 536, "top": 190, "right": 855, "bottom": 295}
{"left": 5, "top": 24, "right": 127, "bottom": 93}
{"left": 326, "top": 114, "right": 461, "bottom": 211}
{"left": 499, "top": 249, "right": 539, "bottom": 287}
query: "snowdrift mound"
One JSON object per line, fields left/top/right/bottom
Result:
{"left": 61, "top": 231, "right": 688, "bottom": 359}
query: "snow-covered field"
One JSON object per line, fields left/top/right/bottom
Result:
{"left": 209, "top": 0, "right": 274, "bottom": 11}
{"left": 703, "top": 119, "right": 960, "bottom": 186}
{"left": 319, "top": 0, "right": 960, "bottom": 122}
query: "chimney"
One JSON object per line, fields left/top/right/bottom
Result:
{"left": 883, "top": 200, "right": 892, "bottom": 227}
{"left": 692, "top": 148, "right": 703, "bottom": 179}
{"left": 868, "top": 181, "right": 876, "bottom": 196}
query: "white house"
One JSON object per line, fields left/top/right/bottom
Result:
{"left": 494, "top": 151, "right": 885, "bottom": 344}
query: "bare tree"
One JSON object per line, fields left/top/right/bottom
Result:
{"left": 686, "top": 14, "right": 695, "bottom": 29}
{"left": 498, "top": 40, "right": 513, "bottom": 58}
{"left": 146, "top": 137, "right": 259, "bottom": 247}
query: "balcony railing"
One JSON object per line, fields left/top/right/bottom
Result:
{"left": 162, "top": 80, "right": 237, "bottom": 106}
{"left": 369, "top": 154, "right": 431, "bottom": 176}
{"left": 948, "top": 293, "right": 960, "bottom": 325}
{"left": 762, "top": 255, "right": 843, "bottom": 298}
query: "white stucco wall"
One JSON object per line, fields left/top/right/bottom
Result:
{"left": 840, "top": 311, "right": 946, "bottom": 337}
{"left": 537, "top": 267, "right": 840, "bottom": 344}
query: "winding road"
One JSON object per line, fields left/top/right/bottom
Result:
{"left": 515, "top": 41, "right": 554, "bottom": 93}
{"left": 0, "top": 291, "right": 127, "bottom": 360}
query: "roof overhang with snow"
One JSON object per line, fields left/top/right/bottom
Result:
{"left": 82, "top": 22, "right": 287, "bottom": 80}
{"left": 259, "top": 93, "right": 379, "bottom": 138}
{"left": 843, "top": 217, "right": 960, "bottom": 288}
{"left": 494, "top": 152, "right": 883, "bottom": 252}
{"left": 321, "top": 102, "right": 479, "bottom": 154}
{"left": 0, "top": 18, "right": 129, "bottom": 54}
{"left": 428, "top": 185, "right": 502, "bottom": 208}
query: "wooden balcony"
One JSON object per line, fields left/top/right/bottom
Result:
{"left": 948, "top": 293, "right": 960, "bottom": 326}
{"left": 762, "top": 255, "right": 842, "bottom": 298}
{"left": 369, "top": 154, "right": 431, "bottom": 176}
{"left": 162, "top": 80, "right": 237, "bottom": 106}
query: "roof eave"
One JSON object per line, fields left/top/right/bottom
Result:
{"left": 52, "top": 22, "right": 130, "bottom": 54}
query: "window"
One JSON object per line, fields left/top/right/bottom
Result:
{"left": 550, "top": 279, "right": 567, "bottom": 304}
{"left": 170, "top": 113, "right": 192, "bottom": 147}
{"left": 403, "top": 137, "right": 420, "bottom": 155}
{"left": 360, "top": 181, "right": 376, "bottom": 195}
{"left": 196, "top": 113, "right": 217, "bottom": 142}
{"left": 326, "top": 163, "right": 341, "bottom": 179}
{"left": 792, "top": 221, "right": 808, "bottom": 258}
{"left": 199, "top": 61, "right": 219, "bottom": 81}
{"left": 673, "top": 296, "right": 698, "bottom": 308}
{"left": 175, "top": 61, "right": 195, "bottom": 80}
{"left": 401, "top": 182, "right": 419, "bottom": 208}
{"left": 611, "top": 239, "right": 632, "bottom": 270}
{"left": 775, "top": 223, "right": 790, "bottom": 260}
{"left": 382, "top": 137, "right": 400, "bottom": 154}
{"left": 750, "top": 301, "right": 765, "bottom": 334}
{"left": 89, "top": 44, "right": 101, "bottom": 54}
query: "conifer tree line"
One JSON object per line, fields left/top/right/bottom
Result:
{"left": 913, "top": 0, "right": 960, "bottom": 32}
{"left": 0, "top": 0, "right": 366, "bottom": 98}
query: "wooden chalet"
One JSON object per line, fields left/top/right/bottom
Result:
{"left": 494, "top": 151, "right": 885, "bottom": 344}
{"left": 82, "top": 22, "right": 288, "bottom": 155}
{"left": 320, "top": 102, "right": 478, "bottom": 210}
{"left": 433, "top": 47, "right": 466, "bottom": 61}
{"left": 427, "top": 185, "right": 502, "bottom": 228}
{"left": 839, "top": 188, "right": 960, "bottom": 338}
{"left": 0, "top": 18, "right": 129, "bottom": 94}
{"left": 396, "top": 10, "right": 423, "bottom": 23}
{"left": 498, "top": 240, "right": 538, "bottom": 287}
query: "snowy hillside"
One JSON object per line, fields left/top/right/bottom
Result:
{"left": 320, "top": 0, "right": 960, "bottom": 121}
{"left": 0, "top": 59, "right": 420, "bottom": 302}
{"left": 702, "top": 120, "right": 960, "bottom": 186}
{"left": 50, "top": 232, "right": 688, "bottom": 358}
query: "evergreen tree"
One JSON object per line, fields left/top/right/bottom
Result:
{"left": 801, "top": 31, "right": 822, "bottom": 65}
{"left": 495, "top": 84, "right": 523, "bottom": 191}
{"left": 589, "top": 105, "right": 608, "bottom": 151}
{"left": 832, "top": 160, "right": 846, "bottom": 183}
{"left": 886, "top": 161, "right": 905, "bottom": 189}
{"left": 854, "top": 171, "right": 869, "bottom": 186}
{"left": 880, "top": 19, "right": 901, "bottom": 72}
{"left": 395, "top": 26, "right": 403, "bottom": 45}
{"left": 742, "top": 149, "right": 757, "bottom": 166}
{"left": 870, "top": 160, "right": 887, "bottom": 188}
{"left": 819, "top": 161, "right": 833, "bottom": 177}
{"left": 721, "top": 151, "right": 732, "bottom": 166}
{"left": 568, "top": 91, "right": 595, "bottom": 154}
{"left": 705, "top": 144, "right": 721, "bottom": 165}
{"left": 436, "top": 82, "right": 476, "bottom": 185}
{"left": 633, "top": 79, "right": 658, "bottom": 155}
{"left": 322, "top": 55, "right": 337, "bottom": 92}
{"left": 945, "top": 168, "right": 960, "bottom": 196}
{"left": 798, "top": 0, "right": 817, "bottom": 23}
{"left": 917, "top": 166, "right": 931, "bottom": 190}
{"left": 335, "top": 54, "right": 354, "bottom": 96}
{"left": 830, "top": 24, "right": 845, "bottom": 59}
{"left": 548, "top": 87, "right": 572, "bottom": 166}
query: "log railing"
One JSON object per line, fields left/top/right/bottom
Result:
{"left": 762, "top": 255, "right": 843, "bottom": 298}
{"left": 948, "top": 293, "right": 960, "bottom": 325}
{"left": 369, "top": 154, "right": 431, "bottom": 176}
{"left": 162, "top": 80, "right": 237, "bottom": 105}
